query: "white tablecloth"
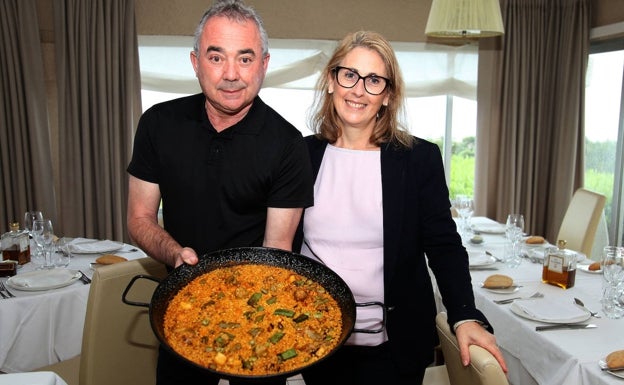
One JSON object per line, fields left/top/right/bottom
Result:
{"left": 448, "top": 217, "right": 624, "bottom": 385}
{"left": 0, "top": 240, "right": 146, "bottom": 373}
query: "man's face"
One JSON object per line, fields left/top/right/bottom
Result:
{"left": 191, "top": 16, "right": 269, "bottom": 119}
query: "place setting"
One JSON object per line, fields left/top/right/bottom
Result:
{"left": 479, "top": 274, "right": 522, "bottom": 294}
{"left": 4, "top": 268, "right": 83, "bottom": 291}
{"left": 507, "top": 296, "right": 598, "bottom": 330}
{"left": 467, "top": 249, "right": 499, "bottom": 271}
{"left": 599, "top": 350, "right": 624, "bottom": 380}
{"left": 471, "top": 222, "right": 507, "bottom": 235}
{"left": 66, "top": 237, "right": 126, "bottom": 254}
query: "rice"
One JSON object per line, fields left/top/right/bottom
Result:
{"left": 163, "top": 264, "right": 343, "bottom": 375}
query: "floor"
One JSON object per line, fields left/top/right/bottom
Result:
{"left": 218, "top": 374, "right": 305, "bottom": 384}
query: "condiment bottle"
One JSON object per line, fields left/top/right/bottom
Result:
{"left": 1, "top": 222, "right": 31, "bottom": 265}
{"left": 542, "top": 239, "right": 577, "bottom": 289}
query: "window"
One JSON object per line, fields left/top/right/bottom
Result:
{"left": 139, "top": 36, "right": 478, "bottom": 199}
{"left": 584, "top": 38, "right": 624, "bottom": 246}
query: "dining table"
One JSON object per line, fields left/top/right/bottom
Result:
{"left": 440, "top": 216, "right": 624, "bottom": 385}
{"left": 0, "top": 238, "right": 146, "bottom": 373}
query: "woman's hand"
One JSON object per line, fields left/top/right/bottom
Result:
{"left": 455, "top": 321, "right": 508, "bottom": 373}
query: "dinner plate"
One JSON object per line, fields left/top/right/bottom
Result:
{"left": 472, "top": 224, "right": 506, "bottom": 234}
{"left": 69, "top": 239, "right": 124, "bottom": 254}
{"left": 578, "top": 264, "right": 602, "bottom": 274}
{"left": 479, "top": 283, "right": 520, "bottom": 294}
{"left": 6, "top": 269, "right": 81, "bottom": 291}
{"left": 599, "top": 360, "right": 624, "bottom": 379}
{"left": 510, "top": 301, "right": 591, "bottom": 324}
{"left": 523, "top": 241, "right": 549, "bottom": 248}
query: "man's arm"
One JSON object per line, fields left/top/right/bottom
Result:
{"left": 263, "top": 207, "right": 304, "bottom": 251}
{"left": 127, "top": 175, "right": 198, "bottom": 267}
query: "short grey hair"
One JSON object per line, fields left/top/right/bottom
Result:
{"left": 193, "top": 0, "right": 269, "bottom": 56}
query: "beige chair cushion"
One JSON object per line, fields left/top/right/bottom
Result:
{"left": 35, "top": 257, "right": 167, "bottom": 385}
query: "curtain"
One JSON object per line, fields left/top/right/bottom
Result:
{"left": 54, "top": 0, "right": 141, "bottom": 241}
{"left": 0, "top": 0, "right": 57, "bottom": 230}
{"left": 476, "top": 0, "right": 590, "bottom": 242}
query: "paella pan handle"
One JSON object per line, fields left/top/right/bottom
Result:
{"left": 121, "top": 274, "right": 161, "bottom": 307}
{"left": 352, "top": 301, "right": 386, "bottom": 334}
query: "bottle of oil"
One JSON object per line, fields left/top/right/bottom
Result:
{"left": 1, "top": 222, "right": 31, "bottom": 264}
{"left": 542, "top": 240, "right": 577, "bottom": 289}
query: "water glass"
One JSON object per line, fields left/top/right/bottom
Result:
{"left": 504, "top": 214, "right": 524, "bottom": 268}
{"left": 602, "top": 246, "right": 624, "bottom": 319}
{"left": 54, "top": 237, "right": 72, "bottom": 268}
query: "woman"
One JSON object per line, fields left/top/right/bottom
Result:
{"left": 295, "top": 31, "right": 507, "bottom": 385}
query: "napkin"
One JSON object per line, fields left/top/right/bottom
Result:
{"left": 69, "top": 238, "right": 122, "bottom": 253}
{"left": 515, "top": 299, "right": 588, "bottom": 321}
{"left": 467, "top": 250, "right": 493, "bottom": 266}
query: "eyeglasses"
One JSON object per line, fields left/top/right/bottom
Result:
{"left": 332, "top": 66, "right": 390, "bottom": 95}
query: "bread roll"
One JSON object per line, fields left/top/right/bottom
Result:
{"left": 607, "top": 350, "right": 624, "bottom": 368}
{"left": 95, "top": 254, "right": 127, "bottom": 265}
{"left": 525, "top": 236, "right": 545, "bottom": 244}
{"left": 483, "top": 274, "right": 514, "bottom": 288}
{"left": 588, "top": 261, "right": 602, "bottom": 271}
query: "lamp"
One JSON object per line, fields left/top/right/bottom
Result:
{"left": 425, "top": 0, "right": 504, "bottom": 38}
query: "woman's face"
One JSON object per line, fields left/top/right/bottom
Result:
{"left": 329, "top": 47, "right": 390, "bottom": 133}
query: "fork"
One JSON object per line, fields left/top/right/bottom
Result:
{"left": 494, "top": 292, "right": 543, "bottom": 304}
{"left": 0, "top": 281, "right": 15, "bottom": 298}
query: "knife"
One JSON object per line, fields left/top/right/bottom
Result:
{"left": 535, "top": 323, "right": 597, "bottom": 331}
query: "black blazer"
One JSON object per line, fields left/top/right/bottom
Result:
{"left": 294, "top": 135, "right": 491, "bottom": 372}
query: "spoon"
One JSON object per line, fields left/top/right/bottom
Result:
{"left": 574, "top": 297, "right": 601, "bottom": 318}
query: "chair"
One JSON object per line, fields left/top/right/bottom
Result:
{"left": 590, "top": 210, "right": 610, "bottom": 261}
{"left": 556, "top": 188, "right": 607, "bottom": 259}
{"left": 36, "top": 257, "right": 168, "bottom": 385}
{"left": 428, "top": 312, "right": 508, "bottom": 385}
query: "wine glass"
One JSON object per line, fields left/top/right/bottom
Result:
{"left": 24, "top": 210, "right": 43, "bottom": 260}
{"left": 24, "top": 210, "right": 43, "bottom": 237}
{"left": 505, "top": 214, "right": 525, "bottom": 268}
{"left": 32, "top": 219, "right": 55, "bottom": 269}
{"left": 454, "top": 195, "right": 474, "bottom": 239}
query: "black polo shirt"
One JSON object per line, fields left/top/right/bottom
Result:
{"left": 127, "top": 93, "right": 313, "bottom": 256}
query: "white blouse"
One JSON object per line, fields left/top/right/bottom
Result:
{"left": 301, "top": 144, "right": 387, "bottom": 346}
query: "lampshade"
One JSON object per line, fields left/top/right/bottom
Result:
{"left": 425, "top": 0, "right": 504, "bottom": 38}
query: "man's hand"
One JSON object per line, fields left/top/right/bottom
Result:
{"left": 455, "top": 321, "right": 508, "bottom": 373}
{"left": 175, "top": 247, "right": 199, "bottom": 268}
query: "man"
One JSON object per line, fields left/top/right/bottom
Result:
{"left": 126, "top": 1, "right": 313, "bottom": 384}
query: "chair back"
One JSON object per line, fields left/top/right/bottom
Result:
{"left": 79, "top": 257, "right": 167, "bottom": 385}
{"left": 435, "top": 312, "right": 508, "bottom": 385}
{"left": 556, "top": 188, "right": 607, "bottom": 258}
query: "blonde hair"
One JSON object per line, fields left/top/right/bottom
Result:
{"left": 308, "top": 31, "right": 414, "bottom": 148}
